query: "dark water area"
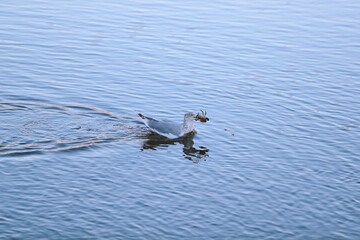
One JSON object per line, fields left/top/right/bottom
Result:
{"left": 1, "top": 0, "right": 360, "bottom": 239}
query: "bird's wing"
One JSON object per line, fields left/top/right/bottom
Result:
{"left": 138, "top": 113, "right": 182, "bottom": 138}
{"left": 146, "top": 119, "right": 181, "bottom": 136}
{"left": 138, "top": 113, "right": 158, "bottom": 122}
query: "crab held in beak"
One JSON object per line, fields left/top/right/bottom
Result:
{"left": 195, "top": 110, "right": 209, "bottom": 122}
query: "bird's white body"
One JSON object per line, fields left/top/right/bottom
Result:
{"left": 138, "top": 112, "right": 198, "bottom": 139}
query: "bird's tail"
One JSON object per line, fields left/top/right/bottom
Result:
{"left": 138, "top": 113, "right": 159, "bottom": 122}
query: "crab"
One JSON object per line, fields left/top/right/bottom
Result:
{"left": 195, "top": 110, "right": 209, "bottom": 122}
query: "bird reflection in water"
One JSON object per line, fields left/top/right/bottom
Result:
{"left": 140, "top": 131, "right": 209, "bottom": 163}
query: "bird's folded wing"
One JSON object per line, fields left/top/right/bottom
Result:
{"left": 146, "top": 120, "right": 181, "bottom": 136}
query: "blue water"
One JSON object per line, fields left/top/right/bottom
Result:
{"left": 1, "top": 0, "right": 360, "bottom": 239}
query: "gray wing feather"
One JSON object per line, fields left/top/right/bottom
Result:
{"left": 146, "top": 119, "right": 181, "bottom": 136}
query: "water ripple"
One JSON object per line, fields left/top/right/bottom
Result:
{"left": 0, "top": 102, "right": 137, "bottom": 156}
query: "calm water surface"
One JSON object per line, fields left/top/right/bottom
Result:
{"left": 1, "top": 0, "right": 360, "bottom": 239}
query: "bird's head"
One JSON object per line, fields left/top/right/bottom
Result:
{"left": 184, "top": 112, "right": 198, "bottom": 120}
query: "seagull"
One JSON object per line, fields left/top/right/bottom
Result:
{"left": 138, "top": 111, "right": 208, "bottom": 139}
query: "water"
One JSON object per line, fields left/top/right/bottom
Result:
{"left": 1, "top": 0, "right": 359, "bottom": 239}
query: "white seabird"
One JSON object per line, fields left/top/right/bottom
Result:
{"left": 138, "top": 112, "right": 207, "bottom": 139}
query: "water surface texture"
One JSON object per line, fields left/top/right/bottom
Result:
{"left": 1, "top": 0, "right": 360, "bottom": 239}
